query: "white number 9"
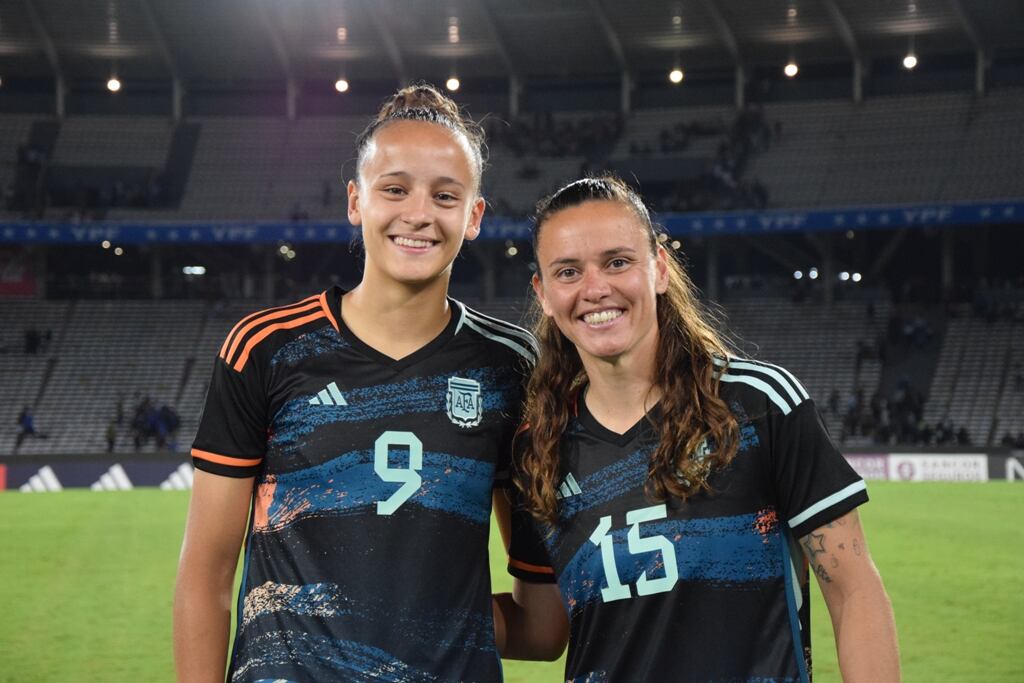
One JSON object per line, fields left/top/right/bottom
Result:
{"left": 374, "top": 431, "right": 423, "bottom": 516}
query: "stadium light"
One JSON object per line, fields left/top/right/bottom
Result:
{"left": 335, "top": 78, "right": 349, "bottom": 93}
{"left": 839, "top": 271, "right": 850, "bottom": 281}
{"left": 182, "top": 266, "right": 206, "bottom": 276}
{"left": 784, "top": 62, "right": 799, "bottom": 78}
{"left": 852, "top": 272, "right": 863, "bottom": 282}
{"left": 114, "top": 247, "right": 124, "bottom": 256}
{"left": 505, "top": 246, "right": 518, "bottom": 257}
{"left": 809, "top": 267, "right": 819, "bottom": 280}
{"left": 336, "top": 26, "right": 347, "bottom": 43}
{"left": 101, "top": 240, "right": 111, "bottom": 249}
{"left": 107, "top": 76, "right": 122, "bottom": 93}
{"left": 671, "top": 240, "right": 681, "bottom": 250}
{"left": 669, "top": 68, "right": 684, "bottom": 84}
{"left": 446, "top": 76, "right": 460, "bottom": 92}
{"left": 793, "top": 270, "right": 803, "bottom": 280}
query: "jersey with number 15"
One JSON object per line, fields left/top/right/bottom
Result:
{"left": 508, "top": 359, "right": 868, "bottom": 683}
{"left": 192, "top": 286, "right": 537, "bottom": 683}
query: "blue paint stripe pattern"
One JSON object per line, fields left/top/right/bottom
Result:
{"left": 270, "top": 325, "right": 350, "bottom": 367}
{"left": 269, "top": 367, "right": 519, "bottom": 447}
{"left": 557, "top": 513, "right": 784, "bottom": 613}
{"left": 260, "top": 450, "right": 494, "bottom": 530}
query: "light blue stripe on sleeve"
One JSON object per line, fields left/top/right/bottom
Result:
{"left": 788, "top": 480, "right": 867, "bottom": 529}
{"left": 718, "top": 373, "right": 793, "bottom": 414}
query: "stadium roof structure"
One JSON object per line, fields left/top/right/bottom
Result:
{"left": 1, "top": 0, "right": 1022, "bottom": 91}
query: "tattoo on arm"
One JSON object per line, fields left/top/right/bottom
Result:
{"left": 802, "top": 513, "right": 865, "bottom": 587}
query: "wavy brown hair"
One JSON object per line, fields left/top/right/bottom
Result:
{"left": 518, "top": 176, "right": 740, "bottom": 526}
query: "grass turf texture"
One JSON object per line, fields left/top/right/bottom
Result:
{"left": 0, "top": 482, "right": 1020, "bottom": 682}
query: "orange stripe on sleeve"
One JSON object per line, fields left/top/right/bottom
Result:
{"left": 223, "top": 299, "right": 322, "bottom": 365}
{"left": 319, "top": 290, "right": 340, "bottom": 332}
{"left": 232, "top": 310, "right": 327, "bottom": 372}
{"left": 191, "top": 448, "right": 263, "bottom": 468}
{"left": 508, "top": 556, "right": 555, "bottom": 575}
{"left": 219, "top": 295, "right": 320, "bottom": 359}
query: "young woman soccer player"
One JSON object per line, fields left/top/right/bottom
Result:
{"left": 174, "top": 84, "right": 538, "bottom": 682}
{"left": 496, "top": 176, "right": 900, "bottom": 682}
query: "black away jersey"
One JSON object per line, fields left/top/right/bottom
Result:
{"left": 192, "top": 287, "right": 537, "bottom": 683}
{"left": 508, "top": 358, "right": 867, "bottom": 683}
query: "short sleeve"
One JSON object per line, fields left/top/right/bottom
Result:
{"left": 507, "top": 502, "right": 557, "bottom": 584}
{"left": 506, "top": 429, "right": 558, "bottom": 584}
{"left": 771, "top": 399, "right": 868, "bottom": 539}
{"left": 191, "top": 354, "right": 267, "bottom": 478}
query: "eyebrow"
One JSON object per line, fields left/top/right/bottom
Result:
{"left": 379, "top": 171, "right": 466, "bottom": 188}
{"left": 546, "top": 247, "right": 639, "bottom": 269}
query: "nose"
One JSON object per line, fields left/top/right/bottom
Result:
{"left": 580, "top": 266, "right": 611, "bottom": 301}
{"left": 401, "top": 190, "right": 433, "bottom": 228}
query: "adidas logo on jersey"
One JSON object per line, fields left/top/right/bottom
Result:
{"left": 309, "top": 381, "right": 347, "bottom": 406}
{"left": 556, "top": 472, "right": 582, "bottom": 500}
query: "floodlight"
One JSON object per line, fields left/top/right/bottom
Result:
{"left": 446, "top": 77, "right": 460, "bottom": 92}
{"left": 784, "top": 62, "right": 799, "bottom": 78}
{"left": 107, "top": 77, "right": 122, "bottom": 92}
{"left": 669, "top": 68, "right": 684, "bottom": 84}
{"left": 335, "top": 78, "right": 349, "bottom": 93}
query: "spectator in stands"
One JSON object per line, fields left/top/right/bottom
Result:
{"left": 15, "top": 405, "right": 47, "bottom": 450}
{"left": 106, "top": 421, "right": 117, "bottom": 453}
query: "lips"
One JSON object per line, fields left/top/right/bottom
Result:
{"left": 580, "top": 309, "right": 624, "bottom": 326}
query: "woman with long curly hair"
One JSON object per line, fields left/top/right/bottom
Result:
{"left": 493, "top": 176, "right": 899, "bottom": 682}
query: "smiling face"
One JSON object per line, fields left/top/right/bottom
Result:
{"left": 532, "top": 199, "right": 669, "bottom": 366}
{"left": 347, "top": 119, "right": 485, "bottom": 289}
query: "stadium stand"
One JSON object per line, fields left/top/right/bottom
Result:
{"left": 2, "top": 87, "right": 1023, "bottom": 220}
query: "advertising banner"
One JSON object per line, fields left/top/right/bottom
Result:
{"left": 886, "top": 454, "right": 989, "bottom": 482}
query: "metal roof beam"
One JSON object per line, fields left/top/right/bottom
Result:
{"left": 474, "top": 0, "right": 521, "bottom": 82}
{"left": 23, "top": 0, "right": 65, "bottom": 117}
{"left": 23, "top": 0, "right": 61, "bottom": 77}
{"left": 255, "top": 0, "right": 294, "bottom": 80}
{"left": 946, "top": 0, "right": 984, "bottom": 50}
{"left": 255, "top": 0, "right": 297, "bottom": 119}
{"left": 360, "top": 0, "right": 409, "bottom": 86}
{"left": 820, "top": 0, "right": 861, "bottom": 62}
{"left": 138, "top": 0, "right": 184, "bottom": 120}
{"left": 139, "top": 0, "right": 180, "bottom": 81}
{"left": 697, "top": 0, "right": 741, "bottom": 66}
{"left": 586, "top": 0, "right": 628, "bottom": 72}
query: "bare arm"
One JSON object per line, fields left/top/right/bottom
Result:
{"left": 491, "top": 490, "right": 568, "bottom": 661}
{"left": 493, "top": 580, "right": 568, "bottom": 661}
{"left": 801, "top": 509, "right": 900, "bottom": 683}
{"left": 173, "top": 470, "right": 254, "bottom": 682}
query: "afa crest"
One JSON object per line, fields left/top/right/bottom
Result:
{"left": 447, "top": 376, "right": 483, "bottom": 427}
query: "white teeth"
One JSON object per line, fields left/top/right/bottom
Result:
{"left": 582, "top": 310, "right": 623, "bottom": 325}
{"left": 393, "top": 236, "right": 434, "bottom": 248}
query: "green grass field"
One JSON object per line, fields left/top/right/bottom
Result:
{"left": 1, "top": 482, "right": 1021, "bottom": 682}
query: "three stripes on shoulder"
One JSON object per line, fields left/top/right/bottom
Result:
{"left": 457, "top": 304, "right": 539, "bottom": 365}
{"left": 713, "top": 357, "right": 810, "bottom": 415}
